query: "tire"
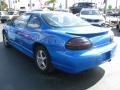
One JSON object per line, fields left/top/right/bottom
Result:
{"left": 3, "top": 32, "right": 10, "bottom": 48}
{"left": 35, "top": 46, "right": 53, "bottom": 73}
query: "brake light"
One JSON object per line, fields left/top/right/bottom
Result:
{"left": 65, "top": 37, "right": 92, "bottom": 50}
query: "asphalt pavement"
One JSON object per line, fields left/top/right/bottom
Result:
{"left": 0, "top": 24, "right": 120, "bottom": 90}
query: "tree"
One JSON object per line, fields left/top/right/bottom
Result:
{"left": 0, "top": 0, "right": 8, "bottom": 11}
{"left": 108, "top": 5, "right": 112, "bottom": 10}
{"left": 47, "top": 0, "right": 56, "bottom": 10}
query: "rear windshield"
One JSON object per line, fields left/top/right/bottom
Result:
{"left": 42, "top": 13, "right": 90, "bottom": 28}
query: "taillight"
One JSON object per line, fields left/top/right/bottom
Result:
{"left": 65, "top": 37, "right": 92, "bottom": 50}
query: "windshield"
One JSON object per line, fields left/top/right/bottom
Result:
{"left": 81, "top": 10, "right": 100, "bottom": 15}
{"left": 42, "top": 13, "right": 90, "bottom": 28}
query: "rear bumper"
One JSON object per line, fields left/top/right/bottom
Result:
{"left": 51, "top": 42, "right": 116, "bottom": 74}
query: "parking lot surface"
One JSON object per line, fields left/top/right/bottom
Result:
{"left": 0, "top": 24, "right": 120, "bottom": 90}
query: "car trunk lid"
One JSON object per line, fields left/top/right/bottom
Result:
{"left": 52, "top": 26, "right": 111, "bottom": 48}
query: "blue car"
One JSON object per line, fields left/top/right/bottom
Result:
{"left": 2, "top": 11, "right": 116, "bottom": 74}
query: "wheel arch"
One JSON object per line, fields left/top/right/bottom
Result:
{"left": 33, "top": 42, "right": 54, "bottom": 73}
{"left": 32, "top": 42, "right": 49, "bottom": 58}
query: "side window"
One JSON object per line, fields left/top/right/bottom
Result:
{"left": 14, "top": 14, "right": 31, "bottom": 28}
{"left": 27, "top": 15, "right": 41, "bottom": 29}
{"left": 79, "top": 3, "right": 83, "bottom": 7}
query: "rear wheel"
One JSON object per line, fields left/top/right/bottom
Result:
{"left": 3, "top": 33, "right": 10, "bottom": 48}
{"left": 35, "top": 46, "right": 53, "bottom": 73}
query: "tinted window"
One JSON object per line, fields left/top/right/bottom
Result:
{"left": 14, "top": 14, "right": 31, "bottom": 27}
{"left": 27, "top": 15, "right": 41, "bottom": 29}
{"left": 79, "top": 3, "right": 83, "bottom": 7}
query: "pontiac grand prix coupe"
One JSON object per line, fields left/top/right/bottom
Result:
{"left": 2, "top": 11, "right": 116, "bottom": 74}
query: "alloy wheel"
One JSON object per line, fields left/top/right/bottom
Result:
{"left": 36, "top": 49, "right": 47, "bottom": 70}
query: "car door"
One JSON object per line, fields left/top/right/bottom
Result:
{"left": 6, "top": 20, "right": 16, "bottom": 42}
{"left": 19, "top": 14, "right": 41, "bottom": 57}
{"left": 13, "top": 14, "right": 31, "bottom": 51}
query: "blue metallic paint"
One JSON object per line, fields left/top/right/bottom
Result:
{"left": 3, "top": 12, "right": 116, "bottom": 73}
